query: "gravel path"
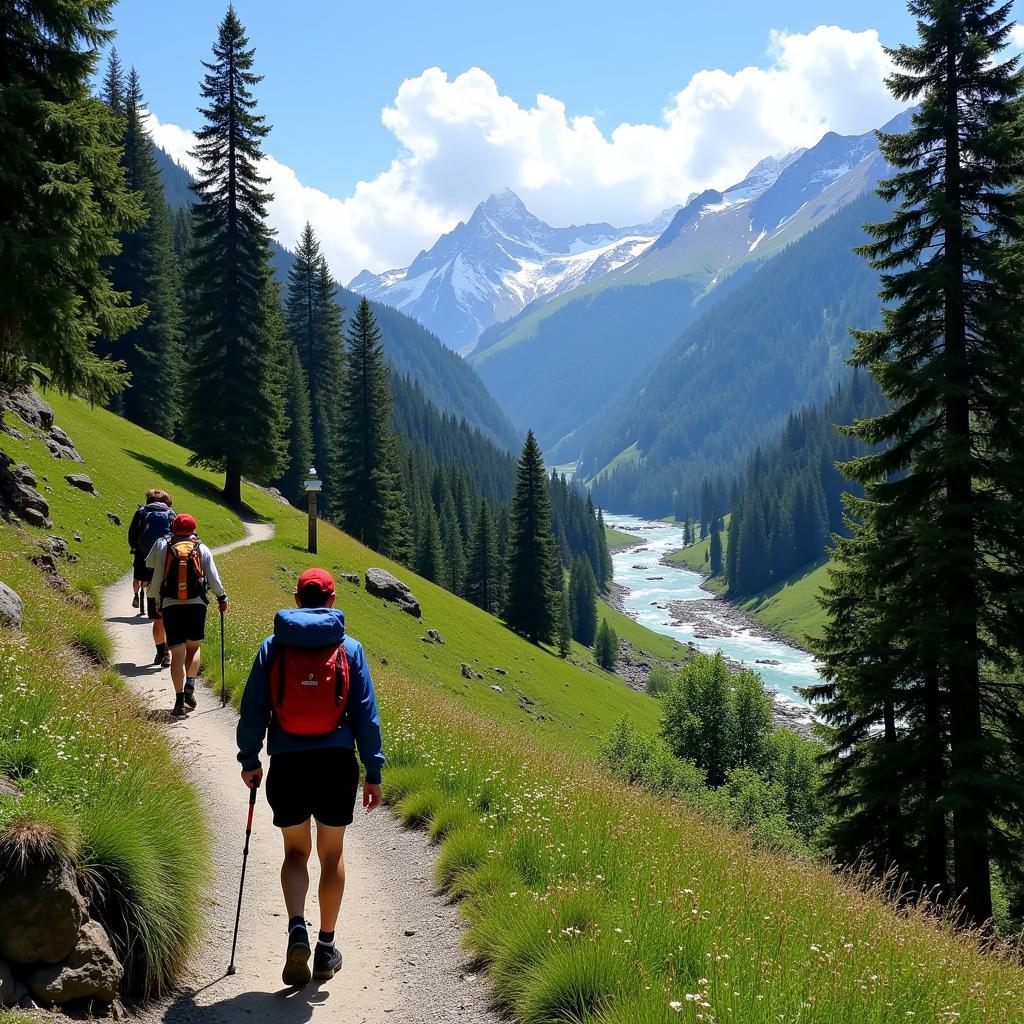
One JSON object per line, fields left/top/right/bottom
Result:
{"left": 103, "top": 520, "right": 499, "bottom": 1023}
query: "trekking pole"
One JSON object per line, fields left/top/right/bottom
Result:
{"left": 220, "top": 603, "right": 226, "bottom": 707}
{"left": 227, "top": 780, "right": 259, "bottom": 976}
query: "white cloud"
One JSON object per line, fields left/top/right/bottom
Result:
{"left": 1010, "top": 23, "right": 1024, "bottom": 49}
{"left": 147, "top": 24, "right": 901, "bottom": 284}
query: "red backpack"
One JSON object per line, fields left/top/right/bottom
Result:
{"left": 269, "top": 642, "right": 351, "bottom": 736}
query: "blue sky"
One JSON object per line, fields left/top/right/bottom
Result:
{"left": 108, "top": 0, "right": 916, "bottom": 200}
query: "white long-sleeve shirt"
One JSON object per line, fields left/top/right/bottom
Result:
{"left": 146, "top": 536, "right": 227, "bottom": 609}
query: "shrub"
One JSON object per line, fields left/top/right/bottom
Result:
{"left": 68, "top": 615, "right": 113, "bottom": 665}
{"left": 435, "top": 827, "right": 490, "bottom": 893}
{"left": 427, "top": 800, "right": 476, "bottom": 844}
{"left": 645, "top": 665, "right": 673, "bottom": 696}
{"left": 394, "top": 788, "right": 444, "bottom": 828}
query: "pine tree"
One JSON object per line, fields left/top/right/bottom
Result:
{"left": 504, "top": 431, "right": 560, "bottom": 643}
{"left": 558, "top": 585, "right": 572, "bottom": 659}
{"left": 184, "top": 6, "right": 286, "bottom": 504}
{"left": 286, "top": 224, "right": 345, "bottom": 515}
{"left": 0, "top": 2, "right": 145, "bottom": 401}
{"left": 709, "top": 523, "right": 723, "bottom": 575}
{"left": 415, "top": 502, "right": 446, "bottom": 584}
{"left": 104, "top": 67, "right": 184, "bottom": 437}
{"left": 273, "top": 341, "right": 313, "bottom": 503}
{"left": 568, "top": 553, "right": 599, "bottom": 646}
{"left": 101, "top": 46, "right": 125, "bottom": 114}
{"left": 336, "top": 297, "right": 409, "bottom": 559}
{"left": 466, "top": 498, "right": 501, "bottom": 613}
{"left": 595, "top": 619, "right": 619, "bottom": 671}
{"left": 817, "top": 0, "right": 1024, "bottom": 926}
{"left": 596, "top": 506, "right": 614, "bottom": 591}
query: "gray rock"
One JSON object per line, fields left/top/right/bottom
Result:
{"left": 364, "top": 568, "right": 421, "bottom": 618}
{"left": 20, "top": 507, "right": 49, "bottom": 529}
{"left": 460, "top": 663, "right": 478, "bottom": 680}
{"left": 3, "top": 389, "right": 54, "bottom": 431}
{"left": 64, "top": 473, "right": 96, "bottom": 495}
{"left": 73, "top": 533, "right": 82, "bottom": 543}
{"left": 0, "top": 857, "right": 87, "bottom": 964}
{"left": 14, "top": 464, "right": 35, "bottom": 487}
{"left": 490, "top": 685, "right": 504, "bottom": 693}
{"left": 30, "top": 920, "right": 123, "bottom": 1005}
{"left": 266, "top": 487, "right": 292, "bottom": 506}
{"left": 426, "top": 628, "right": 444, "bottom": 645}
{"left": 0, "top": 583, "right": 24, "bottom": 630}
{"left": 340, "top": 572, "right": 360, "bottom": 586}
{"left": 492, "top": 667, "right": 507, "bottom": 675}
{"left": 0, "top": 458, "right": 51, "bottom": 528}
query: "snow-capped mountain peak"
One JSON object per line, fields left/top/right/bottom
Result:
{"left": 349, "top": 190, "right": 677, "bottom": 352}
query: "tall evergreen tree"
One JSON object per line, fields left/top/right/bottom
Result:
{"left": 273, "top": 340, "right": 313, "bottom": 503}
{"left": 184, "top": 6, "right": 286, "bottom": 504}
{"left": 568, "top": 553, "right": 599, "bottom": 646}
{"left": 815, "top": 0, "right": 1024, "bottom": 926}
{"left": 415, "top": 502, "right": 446, "bottom": 584}
{"left": 596, "top": 507, "right": 614, "bottom": 590}
{"left": 709, "top": 522, "right": 723, "bottom": 575}
{"left": 101, "top": 46, "right": 125, "bottom": 114}
{"left": 558, "top": 585, "right": 572, "bottom": 659}
{"left": 466, "top": 498, "right": 501, "bottom": 613}
{"left": 285, "top": 224, "right": 345, "bottom": 515}
{"left": 336, "top": 297, "right": 409, "bottom": 559}
{"left": 104, "top": 67, "right": 184, "bottom": 436}
{"left": 0, "top": 1, "right": 144, "bottom": 401}
{"left": 595, "top": 619, "right": 619, "bottom": 671}
{"left": 504, "top": 430, "right": 559, "bottom": 643}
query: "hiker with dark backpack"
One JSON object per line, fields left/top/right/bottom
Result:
{"left": 126, "top": 489, "right": 175, "bottom": 663}
{"left": 235, "top": 568, "right": 384, "bottom": 987}
{"left": 146, "top": 514, "right": 228, "bottom": 717}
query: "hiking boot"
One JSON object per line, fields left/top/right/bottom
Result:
{"left": 131, "top": 593, "right": 140, "bottom": 609}
{"left": 282, "top": 929, "right": 312, "bottom": 987}
{"left": 312, "top": 943, "right": 342, "bottom": 980}
{"left": 153, "top": 644, "right": 165, "bottom": 666}
{"left": 183, "top": 685, "right": 197, "bottom": 709}
{"left": 170, "top": 702, "right": 188, "bottom": 718}
{"left": 161, "top": 650, "right": 171, "bottom": 668}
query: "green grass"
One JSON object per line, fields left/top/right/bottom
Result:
{"left": 737, "top": 560, "right": 829, "bottom": 647}
{"left": 664, "top": 514, "right": 730, "bottom": 581}
{"left": 603, "top": 526, "right": 636, "bottom": 551}
{"left": 0, "top": 394, "right": 285, "bottom": 996}
{"left": 376, "top": 680, "right": 1024, "bottom": 1023}
{"left": 598, "top": 600, "right": 686, "bottom": 664}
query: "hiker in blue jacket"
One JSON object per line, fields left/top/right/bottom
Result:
{"left": 236, "top": 567, "right": 384, "bottom": 988}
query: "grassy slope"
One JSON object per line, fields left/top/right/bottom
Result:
{"left": 603, "top": 525, "right": 635, "bottom": 551}
{"left": 737, "top": 561, "right": 828, "bottom": 647}
{"left": 0, "top": 394, "right": 289, "bottom": 995}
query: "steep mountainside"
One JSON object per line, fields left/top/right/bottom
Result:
{"left": 470, "top": 112, "right": 910, "bottom": 456}
{"left": 586, "top": 191, "right": 889, "bottom": 516}
{"left": 349, "top": 189, "right": 677, "bottom": 351}
{"left": 153, "top": 148, "right": 518, "bottom": 450}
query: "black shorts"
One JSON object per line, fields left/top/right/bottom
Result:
{"left": 133, "top": 553, "right": 153, "bottom": 583}
{"left": 265, "top": 748, "right": 360, "bottom": 828}
{"left": 162, "top": 604, "right": 207, "bottom": 647}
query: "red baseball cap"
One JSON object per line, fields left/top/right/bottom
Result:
{"left": 172, "top": 513, "right": 197, "bottom": 535}
{"left": 297, "top": 567, "right": 335, "bottom": 596}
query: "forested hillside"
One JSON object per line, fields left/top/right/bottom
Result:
{"left": 587, "top": 192, "right": 887, "bottom": 515}
{"left": 153, "top": 147, "right": 518, "bottom": 451}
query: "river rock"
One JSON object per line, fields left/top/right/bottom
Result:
{"left": 30, "top": 920, "right": 123, "bottom": 1005}
{"left": 0, "top": 856, "right": 87, "bottom": 964}
{"left": 0, "top": 584, "right": 24, "bottom": 630}
{"left": 364, "top": 568, "right": 420, "bottom": 617}
{"left": 64, "top": 473, "right": 96, "bottom": 495}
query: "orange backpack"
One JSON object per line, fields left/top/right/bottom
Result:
{"left": 160, "top": 536, "right": 208, "bottom": 602}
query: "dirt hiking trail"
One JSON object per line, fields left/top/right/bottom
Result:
{"left": 102, "top": 519, "right": 499, "bottom": 1023}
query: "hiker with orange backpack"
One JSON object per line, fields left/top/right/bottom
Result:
{"left": 146, "top": 513, "right": 228, "bottom": 717}
{"left": 235, "top": 568, "right": 384, "bottom": 987}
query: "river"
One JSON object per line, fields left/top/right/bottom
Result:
{"left": 605, "top": 514, "right": 821, "bottom": 704}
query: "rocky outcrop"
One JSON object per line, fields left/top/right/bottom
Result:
{"left": 364, "top": 568, "right": 421, "bottom": 617}
{"left": 47, "top": 426, "right": 82, "bottom": 462}
{"left": 0, "top": 857, "right": 87, "bottom": 964}
{"left": 0, "top": 583, "right": 24, "bottom": 630}
{"left": 0, "top": 457, "right": 51, "bottom": 529}
{"left": 29, "top": 920, "right": 123, "bottom": 1005}
{"left": 1, "top": 389, "right": 81, "bottom": 460}
{"left": 64, "top": 472, "right": 96, "bottom": 495}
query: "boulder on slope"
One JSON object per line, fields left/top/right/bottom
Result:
{"left": 30, "top": 920, "right": 123, "bottom": 1005}
{"left": 364, "top": 568, "right": 421, "bottom": 617}
{"left": 0, "top": 857, "right": 87, "bottom": 964}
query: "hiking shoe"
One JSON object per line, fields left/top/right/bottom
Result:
{"left": 282, "top": 931, "right": 312, "bottom": 987}
{"left": 312, "top": 943, "right": 342, "bottom": 980}
{"left": 183, "top": 686, "right": 197, "bottom": 710}
{"left": 161, "top": 650, "right": 171, "bottom": 668}
{"left": 153, "top": 646, "right": 165, "bottom": 665}
{"left": 131, "top": 594, "right": 140, "bottom": 609}
{"left": 170, "top": 703, "right": 188, "bottom": 718}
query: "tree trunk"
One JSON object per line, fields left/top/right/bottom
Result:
{"left": 882, "top": 698, "right": 904, "bottom": 869}
{"left": 224, "top": 459, "right": 242, "bottom": 508}
{"left": 942, "top": 38, "right": 991, "bottom": 927}
{"left": 923, "top": 670, "right": 949, "bottom": 900}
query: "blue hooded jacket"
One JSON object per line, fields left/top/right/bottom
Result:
{"left": 235, "top": 607, "right": 385, "bottom": 783}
